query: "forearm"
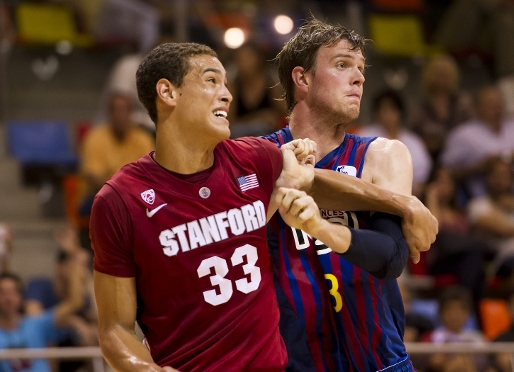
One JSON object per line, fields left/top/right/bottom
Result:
{"left": 311, "top": 213, "right": 408, "bottom": 279}
{"left": 310, "top": 169, "right": 413, "bottom": 216}
{"left": 100, "top": 325, "right": 162, "bottom": 372}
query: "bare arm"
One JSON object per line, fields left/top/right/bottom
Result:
{"left": 474, "top": 209, "right": 514, "bottom": 237}
{"left": 309, "top": 139, "right": 437, "bottom": 262}
{"left": 360, "top": 138, "right": 437, "bottom": 263}
{"left": 53, "top": 259, "right": 85, "bottom": 327}
{"left": 94, "top": 271, "right": 178, "bottom": 372}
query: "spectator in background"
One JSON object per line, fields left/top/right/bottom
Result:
{"left": 468, "top": 157, "right": 514, "bottom": 280}
{"left": 0, "top": 263, "right": 84, "bottom": 372}
{"left": 493, "top": 290, "right": 514, "bottom": 372}
{"left": 442, "top": 85, "right": 514, "bottom": 198}
{"left": 408, "top": 54, "right": 474, "bottom": 162}
{"left": 78, "top": 92, "right": 154, "bottom": 217}
{"left": 358, "top": 90, "right": 432, "bottom": 196}
{"left": 0, "top": 223, "right": 12, "bottom": 274}
{"left": 227, "top": 42, "right": 286, "bottom": 138}
{"left": 424, "top": 286, "right": 489, "bottom": 372}
{"left": 398, "top": 277, "right": 435, "bottom": 342}
{"left": 424, "top": 167, "right": 488, "bottom": 316}
{"left": 25, "top": 225, "right": 97, "bottom": 347}
{"left": 435, "top": 0, "right": 514, "bottom": 79}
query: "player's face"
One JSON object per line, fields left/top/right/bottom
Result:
{"left": 0, "top": 278, "right": 22, "bottom": 317}
{"left": 175, "top": 55, "right": 232, "bottom": 144}
{"left": 306, "top": 39, "right": 365, "bottom": 124}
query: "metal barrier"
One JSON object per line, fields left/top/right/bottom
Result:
{"left": 0, "top": 347, "right": 104, "bottom": 372}
{"left": 2, "top": 343, "right": 514, "bottom": 371}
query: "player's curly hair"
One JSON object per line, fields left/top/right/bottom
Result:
{"left": 276, "top": 17, "right": 368, "bottom": 114}
{"left": 136, "top": 42, "right": 218, "bottom": 124}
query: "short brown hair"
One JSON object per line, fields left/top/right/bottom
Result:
{"left": 276, "top": 17, "right": 368, "bottom": 114}
{"left": 136, "top": 42, "right": 218, "bottom": 124}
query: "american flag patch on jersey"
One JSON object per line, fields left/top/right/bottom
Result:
{"left": 237, "top": 174, "right": 259, "bottom": 191}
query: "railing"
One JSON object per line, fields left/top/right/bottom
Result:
{"left": 0, "top": 347, "right": 104, "bottom": 372}
{"left": 2, "top": 343, "right": 514, "bottom": 371}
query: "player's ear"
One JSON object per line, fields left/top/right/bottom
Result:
{"left": 156, "top": 78, "right": 179, "bottom": 107}
{"left": 292, "top": 66, "right": 309, "bottom": 94}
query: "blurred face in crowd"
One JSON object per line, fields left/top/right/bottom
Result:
{"left": 236, "top": 44, "right": 265, "bottom": 76}
{"left": 305, "top": 39, "right": 365, "bottom": 125}
{"left": 486, "top": 160, "right": 513, "bottom": 197}
{"left": 0, "top": 278, "right": 22, "bottom": 317}
{"left": 375, "top": 99, "right": 401, "bottom": 133}
{"left": 109, "top": 94, "right": 134, "bottom": 137}
{"left": 433, "top": 167, "right": 456, "bottom": 205}
{"left": 173, "top": 54, "right": 232, "bottom": 145}
{"left": 440, "top": 300, "right": 470, "bottom": 333}
{"left": 428, "top": 58, "right": 457, "bottom": 95}
{"left": 477, "top": 87, "right": 505, "bottom": 129}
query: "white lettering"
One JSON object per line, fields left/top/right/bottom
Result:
{"left": 228, "top": 208, "right": 245, "bottom": 235}
{"left": 172, "top": 224, "right": 190, "bottom": 252}
{"left": 253, "top": 200, "right": 266, "bottom": 227}
{"left": 199, "top": 216, "right": 221, "bottom": 244}
{"left": 160, "top": 200, "right": 268, "bottom": 256}
{"left": 187, "top": 220, "right": 206, "bottom": 249}
{"left": 214, "top": 211, "right": 230, "bottom": 240}
{"left": 241, "top": 204, "right": 259, "bottom": 232}
{"left": 159, "top": 229, "right": 180, "bottom": 256}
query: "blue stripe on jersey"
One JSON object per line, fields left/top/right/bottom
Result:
{"left": 278, "top": 218, "right": 306, "bottom": 331}
{"left": 280, "top": 220, "right": 330, "bottom": 371}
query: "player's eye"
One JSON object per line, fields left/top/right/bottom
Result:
{"left": 207, "top": 77, "right": 216, "bottom": 83}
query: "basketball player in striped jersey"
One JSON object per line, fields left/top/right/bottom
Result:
{"left": 263, "top": 18, "right": 437, "bottom": 372}
{"left": 91, "top": 42, "right": 435, "bottom": 372}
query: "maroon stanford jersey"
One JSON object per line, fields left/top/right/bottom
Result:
{"left": 91, "top": 137, "right": 286, "bottom": 372}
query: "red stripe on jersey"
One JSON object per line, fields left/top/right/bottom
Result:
{"left": 369, "top": 274, "right": 384, "bottom": 370}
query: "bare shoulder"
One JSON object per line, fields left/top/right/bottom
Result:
{"left": 363, "top": 137, "right": 413, "bottom": 194}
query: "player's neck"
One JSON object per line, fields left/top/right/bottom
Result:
{"left": 154, "top": 130, "right": 216, "bottom": 174}
{"left": 289, "top": 108, "right": 348, "bottom": 160}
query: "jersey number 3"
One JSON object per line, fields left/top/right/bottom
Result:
{"left": 197, "top": 244, "right": 261, "bottom": 306}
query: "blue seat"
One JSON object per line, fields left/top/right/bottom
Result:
{"left": 7, "top": 120, "right": 78, "bottom": 166}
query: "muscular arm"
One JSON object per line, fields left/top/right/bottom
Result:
{"left": 94, "top": 271, "right": 177, "bottom": 372}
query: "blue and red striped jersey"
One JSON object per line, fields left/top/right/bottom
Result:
{"left": 264, "top": 126, "right": 409, "bottom": 372}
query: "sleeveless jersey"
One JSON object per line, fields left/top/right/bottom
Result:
{"left": 264, "top": 127, "right": 409, "bottom": 372}
{"left": 91, "top": 137, "right": 287, "bottom": 372}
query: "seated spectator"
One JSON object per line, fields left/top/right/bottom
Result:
{"left": 468, "top": 157, "right": 514, "bottom": 280}
{"left": 435, "top": 0, "right": 514, "bottom": 79}
{"left": 493, "top": 290, "right": 514, "bottom": 372}
{"left": 424, "top": 166, "right": 488, "bottom": 314}
{"left": 0, "top": 263, "right": 84, "bottom": 372}
{"left": 358, "top": 89, "right": 432, "bottom": 196}
{"left": 424, "top": 286, "right": 489, "bottom": 372}
{"left": 227, "top": 42, "right": 286, "bottom": 138}
{"left": 441, "top": 85, "right": 514, "bottom": 198}
{"left": 78, "top": 92, "right": 154, "bottom": 246}
{"left": 398, "top": 276, "right": 435, "bottom": 342}
{"left": 0, "top": 223, "right": 12, "bottom": 274}
{"left": 24, "top": 225, "right": 96, "bottom": 372}
{"left": 408, "top": 54, "right": 474, "bottom": 162}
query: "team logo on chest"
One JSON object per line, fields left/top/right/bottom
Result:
{"left": 336, "top": 165, "right": 357, "bottom": 177}
{"left": 141, "top": 189, "right": 155, "bottom": 205}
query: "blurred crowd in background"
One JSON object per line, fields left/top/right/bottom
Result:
{"left": 2, "top": 0, "right": 514, "bottom": 371}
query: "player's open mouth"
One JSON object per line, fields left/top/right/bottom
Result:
{"left": 213, "top": 110, "right": 227, "bottom": 119}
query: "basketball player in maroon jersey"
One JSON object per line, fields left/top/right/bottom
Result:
{"left": 91, "top": 42, "right": 436, "bottom": 372}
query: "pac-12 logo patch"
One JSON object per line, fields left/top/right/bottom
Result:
{"left": 336, "top": 165, "right": 357, "bottom": 177}
{"left": 141, "top": 189, "right": 155, "bottom": 205}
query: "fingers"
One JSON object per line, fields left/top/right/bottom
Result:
{"left": 282, "top": 138, "right": 317, "bottom": 162}
{"left": 276, "top": 187, "right": 320, "bottom": 229}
